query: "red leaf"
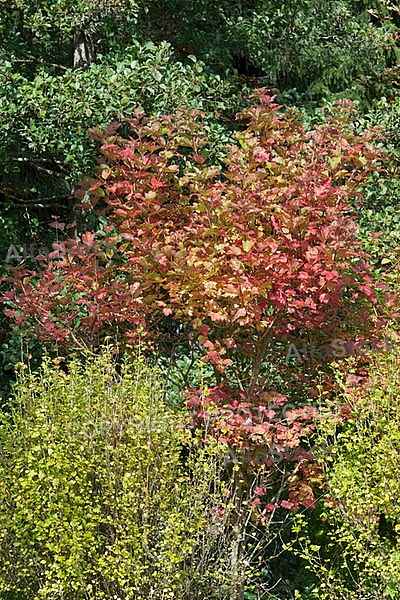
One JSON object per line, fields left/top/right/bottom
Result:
{"left": 150, "top": 177, "right": 165, "bottom": 188}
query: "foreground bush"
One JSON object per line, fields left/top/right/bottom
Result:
{"left": 293, "top": 351, "right": 400, "bottom": 599}
{"left": 0, "top": 352, "right": 263, "bottom": 599}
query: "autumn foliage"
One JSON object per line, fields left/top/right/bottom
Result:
{"left": 4, "top": 91, "right": 385, "bottom": 369}
{"left": 1, "top": 91, "right": 389, "bottom": 510}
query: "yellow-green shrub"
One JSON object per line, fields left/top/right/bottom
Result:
{"left": 293, "top": 352, "right": 400, "bottom": 599}
{"left": 0, "top": 353, "right": 242, "bottom": 599}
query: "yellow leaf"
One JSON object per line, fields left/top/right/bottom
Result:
{"left": 328, "top": 156, "right": 341, "bottom": 170}
{"left": 242, "top": 240, "right": 254, "bottom": 252}
{"left": 334, "top": 170, "right": 349, "bottom": 179}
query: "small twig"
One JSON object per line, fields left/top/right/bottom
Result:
{"left": 14, "top": 53, "right": 68, "bottom": 71}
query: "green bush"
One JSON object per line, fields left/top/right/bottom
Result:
{"left": 0, "top": 40, "right": 240, "bottom": 191}
{"left": 292, "top": 352, "right": 400, "bottom": 599}
{"left": 0, "top": 352, "right": 246, "bottom": 599}
{"left": 355, "top": 93, "right": 400, "bottom": 283}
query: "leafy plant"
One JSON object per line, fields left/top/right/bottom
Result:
{"left": 2, "top": 90, "right": 389, "bottom": 388}
{"left": 2, "top": 94, "right": 391, "bottom": 587}
{"left": 0, "top": 351, "right": 282, "bottom": 599}
{"left": 291, "top": 351, "right": 400, "bottom": 599}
